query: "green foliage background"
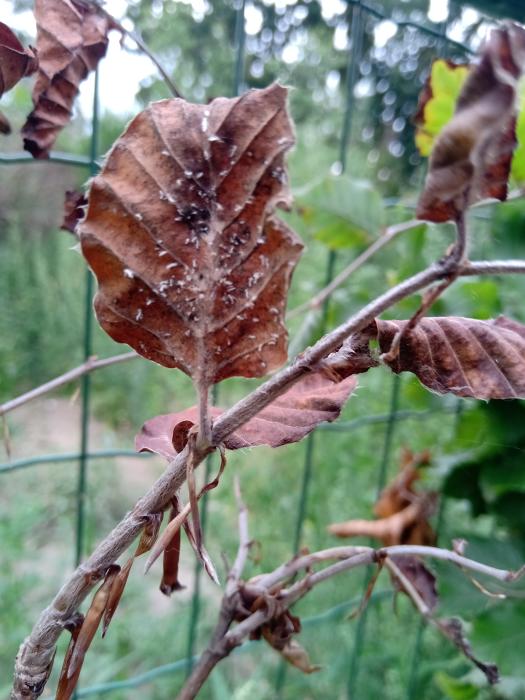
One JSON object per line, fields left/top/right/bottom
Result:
{"left": 1, "top": 2, "right": 525, "bottom": 699}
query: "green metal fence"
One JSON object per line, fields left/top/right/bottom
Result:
{"left": 0, "top": 1, "right": 475, "bottom": 697}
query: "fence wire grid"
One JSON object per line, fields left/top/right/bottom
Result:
{"left": 0, "top": 1, "right": 482, "bottom": 698}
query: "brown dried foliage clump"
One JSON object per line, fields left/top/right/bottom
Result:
{"left": 80, "top": 83, "right": 303, "bottom": 386}
{"left": 417, "top": 23, "right": 525, "bottom": 222}
{"left": 22, "top": 0, "right": 115, "bottom": 158}
{"left": 0, "top": 21, "right": 37, "bottom": 133}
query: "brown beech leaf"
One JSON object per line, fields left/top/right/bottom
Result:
{"left": 416, "top": 24, "right": 525, "bottom": 222}
{"left": 136, "top": 372, "right": 357, "bottom": 457}
{"left": 0, "top": 21, "right": 37, "bottom": 99}
{"left": 376, "top": 316, "right": 525, "bottom": 400}
{"left": 22, "top": 0, "right": 115, "bottom": 158}
{"left": 79, "top": 84, "right": 303, "bottom": 386}
{"left": 61, "top": 190, "right": 87, "bottom": 234}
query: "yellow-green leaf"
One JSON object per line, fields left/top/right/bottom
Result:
{"left": 415, "top": 60, "right": 470, "bottom": 157}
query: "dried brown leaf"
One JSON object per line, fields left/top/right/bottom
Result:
{"left": 79, "top": 84, "right": 303, "bottom": 385}
{"left": 136, "top": 372, "right": 357, "bottom": 458}
{"left": 417, "top": 24, "right": 525, "bottom": 222}
{"left": 0, "top": 21, "right": 37, "bottom": 98}
{"left": 391, "top": 556, "right": 438, "bottom": 612}
{"left": 22, "top": 0, "right": 115, "bottom": 158}
{"left": 376, "top": 316, "right": 525, "bottom": 400}
{"left": 61, "top": 190, "right": 87, "bottom": 234}
{"left": 57, "top": 565, "right": 119, "bottom": 700}
{"left": 437, "top": 617, "right": 499, "bottom": 684}
{"left": 102, "top": 513, "right": 163, "bottom": 635}
{"left": 328, "top": 494, "right": 437, "bottom": 546}
{"left": 0, "top": 110, "right": 11, "bottom": 134}
{"left": 56, "top": 614, "right": 83, "bottom": 700}
{"left": 160, "top": 500, "right": 184, "bottom": 596}
{"left": 101, "top": 558, "right": 133, "bottom": 637}
{"left": 261, "top": 612, "right": 320, "bottom": 674}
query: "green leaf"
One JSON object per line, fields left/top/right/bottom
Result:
{"left": 415, "top": 60, "right": 470, "bottom": 157}
{"left": 434, "top": 671, "right": 480, "bottom": 700}
{"left": 511, "top": 80, "right": 525, "bottom": 184}
{"left": 471, "top": 601, "right": 525, "bottom": 677}
{"left": 298, "top": 175, "right": 385, "bottom": 249}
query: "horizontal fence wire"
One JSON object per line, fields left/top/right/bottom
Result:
{"left": 0, "top": 2, "right": 475, "bottom": 698}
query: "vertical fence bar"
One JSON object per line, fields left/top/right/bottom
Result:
{"left": 347, "top": 373, "right": 401, "bottom": 697}
{"left": 75, "top": 68, "right": 99, "bottom": 567}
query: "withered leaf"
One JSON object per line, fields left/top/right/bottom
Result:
{"left": 79, "top": 84, "right": 303, "bottom": 385}
{"left": 0, "top": 111, "right": 10, "bottom": 134}
{"left": 57, "top": 565, "right": 119, "bottom": 700}
{"left": 376, "top": 316, "right": 525, "bottom": 400}
{"left": 102, "top": 512, "right": 163, "bottom": 636}
{"left": 136, "top": 372, "right": 357, "bottom": 457}
{"left": 22, "top": 0, "right": 115, "bottom": 158}
{"left": 437, "top": 617, "right": 499, "bottom": 684}
{"left": 329, "top": 450, "right": 437, "bottom": 547}
{"left": 416, "top": 24, "right": 525, "bottom": 222}
{"left": 391, "top": 556, "right": 438, "bottom": 612}
{"left": 260, "top": 611, "right": 321, "bottom": 674}
{"left": 0, "top": 21, "right": 37, "bottom": 99}
{"left": 160, "top": 500, "right": 184, "bottom": 596}
{"left": 61, "top": 190, "right": 88, "bottom": 235}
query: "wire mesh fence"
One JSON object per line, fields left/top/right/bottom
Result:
{"left": 0, "top": 1, "right": 479, "bottom": 697}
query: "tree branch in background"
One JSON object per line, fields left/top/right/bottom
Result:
{"left": 0, "top": 352, "right": 137, "bottom": 417}
{"left": 177, "top": 497, "right": 524, "bottom": 700}
{"left": 107, "top": 15, "right": 183, "bottom": 99}
{"left": 288, "top": 190, "right": 524, "bottom": 322}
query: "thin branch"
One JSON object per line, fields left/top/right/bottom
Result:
{"left": 287, "top": 219, "right": 422, "bottom": 320}
{"left": 226, "top": 477, "right": 250, "bottom": 595}
{"left": 287, "top": 189, "right": 525, "bottom": 322}
{"left": 106, "top": 15, "right": 183, "bottom": 98}
{"left": 177, "top": 542, "right": 523, "bottom": 700}
{"left": 0, "top": 352, "right": 137, "bottom": 417}
{"left": 11, "top": 241, "right": 525, "bottom": 698}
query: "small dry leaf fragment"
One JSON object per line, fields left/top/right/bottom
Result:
{"left": 329, "top": 450, "right": 437, "bottom": 547}
{"left": 80, "top": 84, "right": 303, "bottom": 385}
{"left": 0, "top": 21, "right": 37, "bottom": 98}
{"left": 56, "top": 614, "right": 84, "bottom": 700}
{"left": 57, "top": 565, "right": 119, "bottom": 700}
{"left": 102, "top": 512, "right": 163, "bottom": 636}
{"left": 22, "top": 0, "right": 115, "bottom": 158}
{"left": 391, "top": 556, "right": 438, "bottom": 612}
{"left": 160, "top": 500, "right": 184, "bottom": 596}
{"left": 416, "top": 24, "right": 525, "bottom": 222}
{"left": 61, "top": 190, "right": 88, "bottom": 234}
{"left": 260, "top": 612, "right": 320, "bottom": 674}
{"left": 376, "top": 316, "right": 525, "bottom": 400}
{"left": 0, "top": 111, "right": 11, "bottom": 134}
{"left": 136, "top": 372, "right": 357, "bottom": 458}
{"left": 437, "top": 617, "right": 499, "bottom": 684}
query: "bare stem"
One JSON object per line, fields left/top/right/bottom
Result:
{"left": 287, "top": 219, "right": 422, "bottom": 320}
{"left": 0, "top": 352, "right": 137, "bottom": 417}
{"left": 106, "top": 15, "right": 183, "bottom": 98}
{"left": 176, "top": 541, "right": 523, "bottom": 700}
